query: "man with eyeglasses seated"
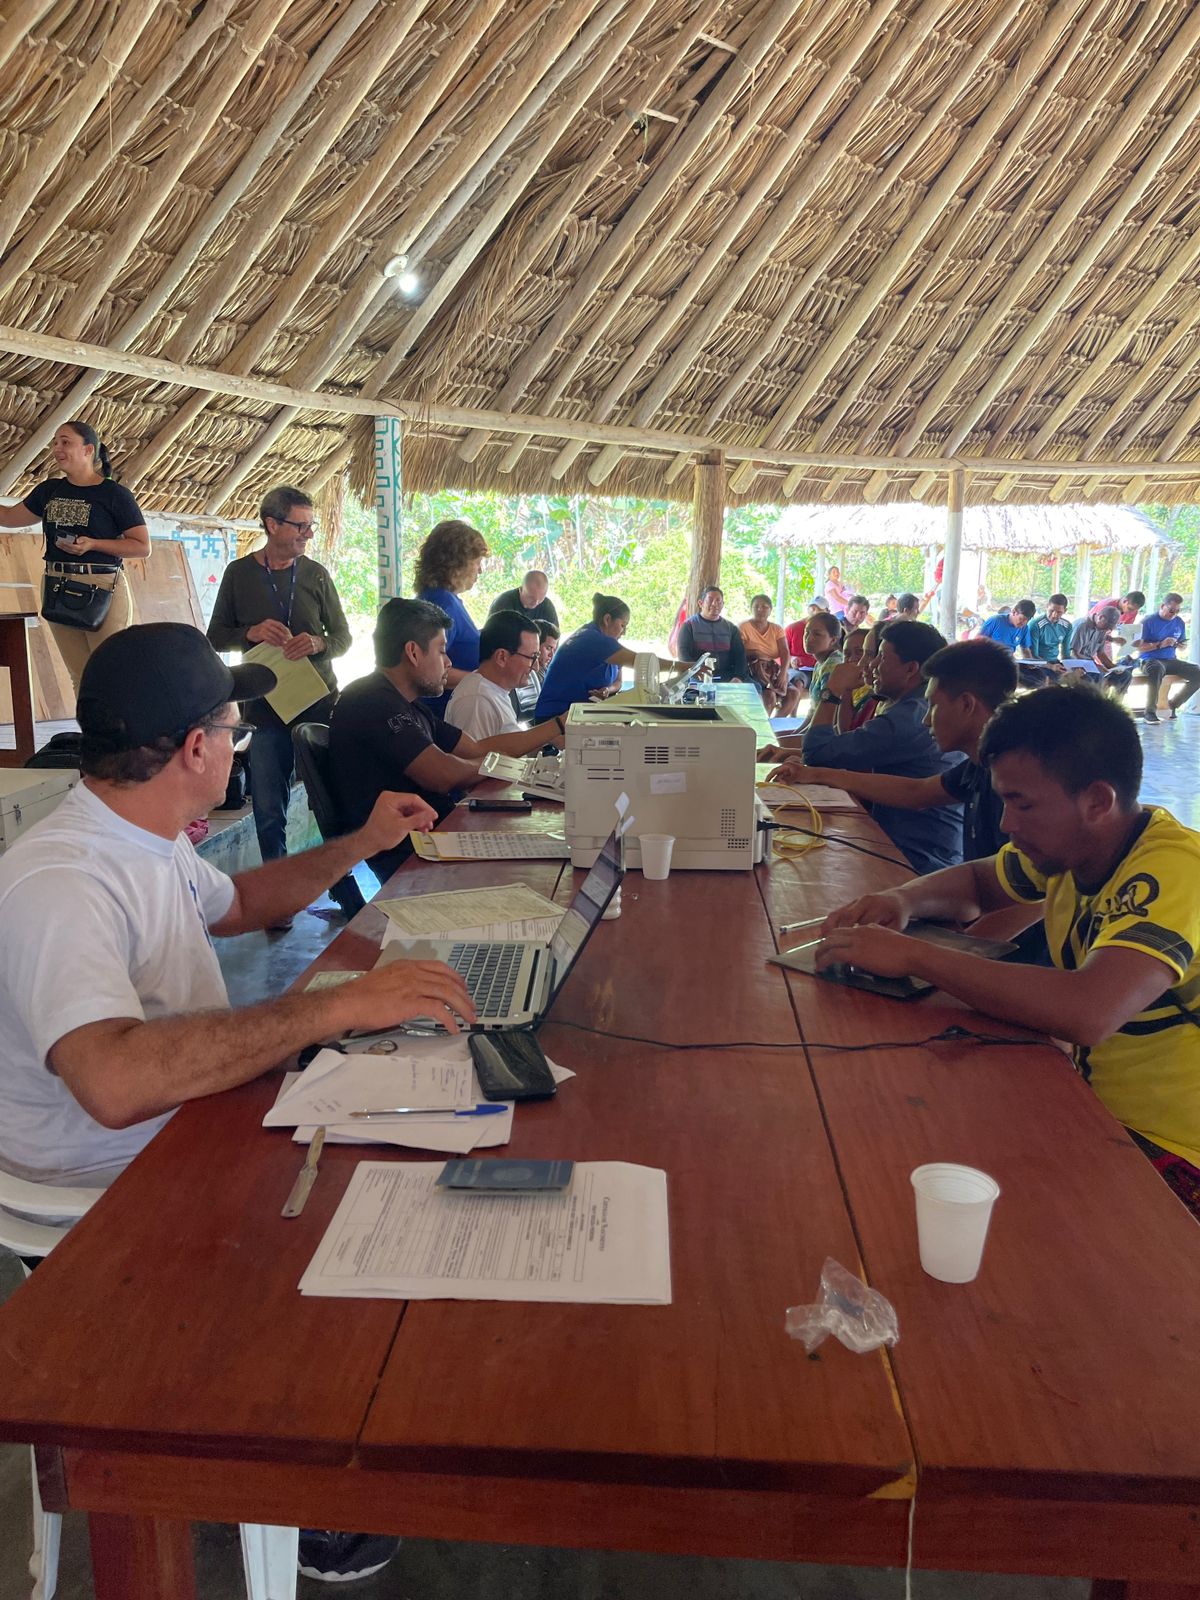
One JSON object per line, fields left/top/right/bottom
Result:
{"left": 447, "top": 610, "right": 568, "bottom": 743}
{"left": 0, "top": 623, "right": 473, "bottom": 1195}
{"left": 207, "top": 484, "right": 351, "bottom": 897}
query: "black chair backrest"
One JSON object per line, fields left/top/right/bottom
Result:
{"left": 291, "top": 722, "right": 343, "bottom": 840}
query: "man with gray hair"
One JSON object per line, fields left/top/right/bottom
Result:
{"left": 207, "top": 485, "right": 351, "bottom": 897}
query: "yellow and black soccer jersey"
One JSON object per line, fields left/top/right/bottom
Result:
{"left": 995, "top": 807, "right": 1200, "bottom": 1168}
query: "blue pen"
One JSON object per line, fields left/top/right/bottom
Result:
{"left": 348, "top": 1103, "right": 506, "bottom": 1119}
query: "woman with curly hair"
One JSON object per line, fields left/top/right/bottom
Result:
{"left": 413, "top": 518, "right": 489, "bottom": 710}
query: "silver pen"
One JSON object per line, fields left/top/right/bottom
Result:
{"left": 281, "top": 1125, "right": 325, "bottom": 1217}
{"left": 779, "top": 916, "right": 825, "bottom": 934}
{"left": 349, "top": 1104, "right": 506, "bottom": 1119}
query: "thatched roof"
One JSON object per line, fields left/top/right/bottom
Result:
{"left": 769, "top": 502, "right": 1163, "bottom": 554}
{"left": 6, "top": 0, "right": 1200, "bottom": 514}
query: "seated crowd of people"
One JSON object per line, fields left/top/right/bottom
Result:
{"left": 1, "top": 500, "right": 1199, "bottom": 1584}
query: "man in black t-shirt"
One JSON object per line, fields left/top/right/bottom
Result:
{"left": 487, "top": 569, "right": 558, "bottom": 629}
{"left": 331, "top": 598, "right": 568, "bottom": 884}
{"left": 776, "top": 639, "right": 1018, "bottom": 863}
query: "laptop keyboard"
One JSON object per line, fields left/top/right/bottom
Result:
{"left": 448, "top": 942, "right": 526, "bottom": 1018}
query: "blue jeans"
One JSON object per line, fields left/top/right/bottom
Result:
{"left": 248, "top": 721, "right": 295, "bottom": 863}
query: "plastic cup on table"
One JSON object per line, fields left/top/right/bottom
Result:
{"left": 639, "top": 834, "right": 675, "bottom": 880}
{"left": 910, "top": 1163, "right": 1000, "bottom": 1283}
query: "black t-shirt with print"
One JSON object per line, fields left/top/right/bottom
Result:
{"left": 941, "top": 757, "right": 1007, "bottom": 862}
{"left": 22, "top": 477, "right": 146, "bottom": 567}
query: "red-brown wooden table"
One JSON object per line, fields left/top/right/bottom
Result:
{"left": 0, "top": 791, "right": 1198, "bottom": 1600}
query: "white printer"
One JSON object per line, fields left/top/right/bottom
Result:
{"left": 564, "top": 700, "right": 759, "bottom": 870}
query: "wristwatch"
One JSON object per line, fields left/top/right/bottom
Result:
{"left": 821, "top": 691, "right": 842, "bottom": 705}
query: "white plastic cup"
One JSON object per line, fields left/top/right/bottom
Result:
{"left": 639, "top": 834, "right": 676, "bottom": 880}
{"left": 910, "top": 1163, "right": 1000, "bottom": 1283}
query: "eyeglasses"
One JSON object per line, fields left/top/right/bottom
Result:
{"left": 211, "top": 720, "right": 255, "bottom": 752}
{"left": 510, "top": 650, "right": 540, "bottom": 664}
{"left": 276, "top": 517, "right": 318, "bottom": 535}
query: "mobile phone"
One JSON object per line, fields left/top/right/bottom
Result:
{"left": 469, "top": 1030, "right": 558, "bottom": 1100}
{"left": 468, "top": 797, "right": 532, "bottom": 811}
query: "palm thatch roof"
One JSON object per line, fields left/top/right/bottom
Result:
{"left": 769, "top": 502, "right": 1163, "bottom": 554}
{"left": 6, "top": 0, "right": 1200, "bottom": 516}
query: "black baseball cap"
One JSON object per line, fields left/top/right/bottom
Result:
{"left": 77, "top": 623, "right": 277, "bottom": 749}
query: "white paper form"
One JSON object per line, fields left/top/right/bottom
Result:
{"left": 299, "top": 1161, "right": 671, "bottom": 1304}
{"left": 375, "top": 883, "right": 562, "bottom": 945}
{"left": 757, "top": 782, "right": 861, "bottom": 813}
{"left": 263, "top": 1047, "right": 472, "bottom": 1127}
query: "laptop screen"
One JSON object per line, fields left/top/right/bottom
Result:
{"left": 547, "top": 828, "right": 624, "bottom": 999}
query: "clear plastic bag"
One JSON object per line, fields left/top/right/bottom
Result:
{"left": 785, "top": 1258, "right": 899, "bottom": 1354}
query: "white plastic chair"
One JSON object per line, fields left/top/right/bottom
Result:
{"left": 0, "top": 1168, "right": 298, "bottom": 1600}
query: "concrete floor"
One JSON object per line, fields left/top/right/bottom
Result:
{"left": 4, "top": 706, "right": 1196, "bottom": 1597}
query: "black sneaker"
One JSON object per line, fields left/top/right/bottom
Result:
{"left": 1144, "top": 709, "right": 1160, "bottom": 724}
{"left": 298, "top": 1530, "right": 401, "bottom": 1584}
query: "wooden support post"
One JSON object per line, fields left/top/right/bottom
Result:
{"left": 1110, "top": 554, "right": 1123, "bottom": 599}
{"left": 1051, "top": 554, "right": 1062, "bottom": 595}
{"left": 1190, "top": 553, "right": 1200, "bottom": 667}
{"left": 814, "top": 545, "right": 827, "bottom": 606}
{"left": 687, "top": 453, "right": 725, "bottom": 616}
{"left": 374, "top": 418, "right": 403, "bottom": 602}
{"left": 775, "top": 547, "right": 788, "bottom": 620}
{"left": 938, "top": 470, "right": 965, "bottom": 642}
{"left": 1074, "top": 541, "right": 1093, "bottom": 619}
{"left": 1145, "top": 544, "right": 1161, "bottom": 606}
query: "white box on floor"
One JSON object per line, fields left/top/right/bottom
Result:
{"left": 0, "top": 768, "right": 79, "bottom": 853}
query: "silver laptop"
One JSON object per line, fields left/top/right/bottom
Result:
{"left": 373, "top": 827, "right": 624, "bottom": 1030}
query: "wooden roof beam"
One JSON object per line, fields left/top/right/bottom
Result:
{"left": 453, "top": 0, "right": 809, "bottom": 467}
{"left": 6, "top": 320, "right": 1198, "bottom": 483}
{"left": 510, "top": 0, "right": 883, "bottom": 480}
{"left": 162, "top": 0, "right": 534, "bottom": 368}
{"left": 0, "top": 0, "right": 57, "bottom": 77}
{"left": 0, "top": 0, "right": 163, "bottom": 261}
{"left": 52, "top": 0, "right": 327, "bottom": 343}
{"left": 660, "top": 0, "right": 1033, "bottom": 488}
{"left": 0, "top": 0, "right": 368, "bottom": 488}
{"left": 1018, "top": 209, "right": 1200, "bottom": 458}
{"left": 200, "top": 0, "right": 624, "bottom": 510}
{"left": 123, "top": 0, "right": 518, "bottom": 487}
{"left": 890, "top": 0, "right": 1200, "bottom": 459}
{"left": 576, "top": 0, "right": 948, "bottom": 488}
{"left": 723, "top": 0, "right": 1088, "bottom": 497}
{"left": 803, "top": 0, "right": 1141, "bottom": 463}
{"left": 0, "top": 0, "right": 244, "bottom": 302}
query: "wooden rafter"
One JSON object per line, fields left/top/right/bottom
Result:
{"left": 5, "top": 320, "right": 1200, "bottom": 483}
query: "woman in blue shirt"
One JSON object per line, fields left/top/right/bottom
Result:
{"left": 414, "top": 519, "right": 489, "bottom": 712}
{"left": 535, "top": 593, "right": 685, "bottom": 719}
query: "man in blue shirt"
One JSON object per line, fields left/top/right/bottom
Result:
{"left": 980, "top": 598, "right": 1050, "bottom": 684}
{"left": 1129, "top": 592, "right": 1200, "bottom": 722}
{"left": 794, "top": 620, "right": 964, "bottom": 875}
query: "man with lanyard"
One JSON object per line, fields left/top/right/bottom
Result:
{"left": 208, "top": 486, "right": 351, "bottom": 905}
{"left": 1126, "top": 592, "right": 1200, "bottom": 723}
{"left": 817, "top": 684, "right": 1200, "bottom": 1220}
{"left": 677, "top": 585, "right": 748, "bottom": 680}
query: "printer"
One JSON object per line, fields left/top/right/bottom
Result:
{"left": 563, "top": 699, "right": 760, "bottom": 870}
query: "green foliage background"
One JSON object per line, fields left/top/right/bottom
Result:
{"left": 318, "top": 490, "right": 1200, "bottom": 650}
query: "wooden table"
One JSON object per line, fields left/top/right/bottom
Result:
{"left": 1, "top": 793, "right": 1199, "bottom": 1600}
{"left": 0, "top": 606, "right": 37, "bottom": 766}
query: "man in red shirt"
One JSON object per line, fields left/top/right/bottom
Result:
{"left": 1090, "top": 589, "right": 1144, "bottom": 628}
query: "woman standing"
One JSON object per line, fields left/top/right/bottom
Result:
{"left": 413, "top": 519, "right": 489, "bottom": 712}
{"left": 535, "top": 593, "right": 687, "bottom": 720}
{"left": 823, "top": 564, "right": 855, "bottom": 617}
{"left": 0, "top": 421, "right": 150, "bottom": 690}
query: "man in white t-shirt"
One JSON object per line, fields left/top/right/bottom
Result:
{"left": 445, "top": 608, "right": 567, "bottom": 749}
{"left": 0, "top": 622, "right": 475, "bottom": 1188}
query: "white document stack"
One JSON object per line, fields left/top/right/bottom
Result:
{"left": 299, "top": 1161, "right": 672, "bottom": 1305}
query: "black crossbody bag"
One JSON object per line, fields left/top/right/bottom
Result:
{"left": 41, "top": 570, "right": 114, "bottom": 631}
